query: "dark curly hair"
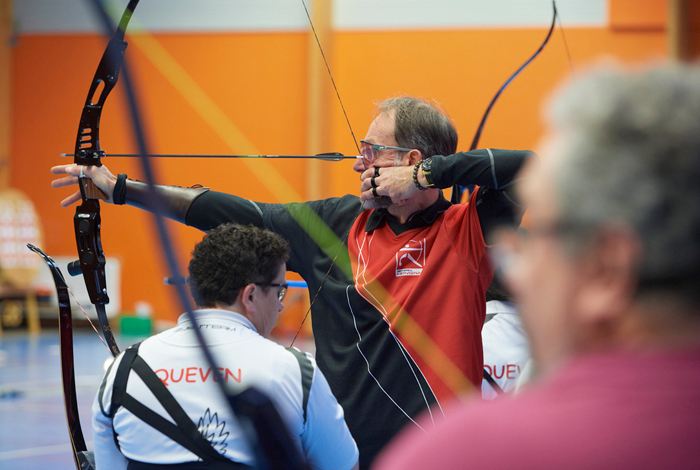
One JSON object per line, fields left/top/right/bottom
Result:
{"left": 188, "top": 223, "right": 290, "bottom": 308}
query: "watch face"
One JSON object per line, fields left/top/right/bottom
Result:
{"left": 422, "top": 157, "right": 434, "bottom": 186}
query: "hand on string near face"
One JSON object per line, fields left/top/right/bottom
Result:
{"left": 359, "top": 164, "right": 430, "bottom": 207}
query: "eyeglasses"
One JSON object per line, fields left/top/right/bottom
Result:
{"left": 490, "top": 222, "right": 582, "bottom": 274}
{"left": 257, "top": 282, "right": 289, "bottom": 302}
{"left": 359, "top": 140, "right": 413, "bottom": 169}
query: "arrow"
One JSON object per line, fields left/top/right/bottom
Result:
{"left": 60, "top": 152, "right": 357, "bottom": 161}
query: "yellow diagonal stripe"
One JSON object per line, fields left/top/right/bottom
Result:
{"left": 126, "top": 30, "right": 303, "bottom": 204}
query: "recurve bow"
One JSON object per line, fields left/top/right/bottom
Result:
{"left": 451, "top": 1, "right": 558, "bottom": 203}
{"left": 28, "top": 3, "right": 140, "bottom": 469}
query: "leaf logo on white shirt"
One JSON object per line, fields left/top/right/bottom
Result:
{"left": 198, "top": 408, "right": 230, "bottom": 455}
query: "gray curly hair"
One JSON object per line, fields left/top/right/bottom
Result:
{"left": 547, "top": 63, "right": 700, "bottom": 303}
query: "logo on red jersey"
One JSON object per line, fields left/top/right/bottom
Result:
{"left": 396, "top": 239, "right": 425, "bottom": 276}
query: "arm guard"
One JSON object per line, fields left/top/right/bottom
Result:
{"left": 123, "top": 179, "right": 209, "bottom": 225}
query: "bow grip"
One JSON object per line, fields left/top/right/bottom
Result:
{"left": 73, "top": 199, "right": 109, "bottom": 305}
{"left": 78, "top": 174, "right": 109, "bottom": 201}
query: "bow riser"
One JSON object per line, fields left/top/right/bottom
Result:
{"left": 70, "top": 2, "right": 139, "bottom": 314}
{"left": 73, "top": 202, "right": 108, "bottom": 305}
{"left": 68, "top": 1, "right": 143, "bottom": 360}
{"left": 74, "top": 38, "right": 127, "bottom": 166}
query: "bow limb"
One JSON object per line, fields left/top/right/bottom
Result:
{"left": 27, "top": 244, "right": 95, "bottom": 470}
{"left": 451, "top": 1, "right": 558, "bottom": 203}
{"left": 71, "top": 0, "right": 142, "bottom": 358}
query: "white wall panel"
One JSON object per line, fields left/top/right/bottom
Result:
{"left": 335, "top": 0, "right": 606, "bottom": 30}
{"left": 15, "top": 0, "right": 606, "bottom": 34}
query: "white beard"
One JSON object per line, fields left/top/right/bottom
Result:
{"left": 362, "top": 195, "right": 392, "bottom": 211}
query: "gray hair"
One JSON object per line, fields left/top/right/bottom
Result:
{"left": 376, "top": 96, "right": 458, "bottom": 159}
{"left": 547, "top": 63, "right": 700, "bottom": 301}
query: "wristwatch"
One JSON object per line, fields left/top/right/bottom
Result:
{"left": 421, "top": 157, "right": 436, "bottom": 188}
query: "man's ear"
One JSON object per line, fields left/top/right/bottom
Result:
{"left": 240, "top": 283, "right": 257, "bottom": 315}
{"left": 406, "top": 149, "right": 423, "bottom": 165}
{"left": 574, "top": 228, "right": 641, "bottom": 329}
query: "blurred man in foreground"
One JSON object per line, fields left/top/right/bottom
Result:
{"left": 374, "top": 64, "right": 700, "bottom": 469}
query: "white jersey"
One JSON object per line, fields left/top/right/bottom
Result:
{"left": 481, "top": 301, "right": 531, "bottom": 400}
{"left": 92, "top": 309, "right": 359, "bottom": 470}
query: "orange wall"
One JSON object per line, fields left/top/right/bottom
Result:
{"left": 10, "top": 20, "right": 668, "bottom": 327}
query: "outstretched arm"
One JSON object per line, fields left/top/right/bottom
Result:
{"left": 51, "top": 164, "right": 208, "bottom": 225}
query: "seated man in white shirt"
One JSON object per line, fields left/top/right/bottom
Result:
{"left": 92, "top": 223, "right": 359, "bottom": 470}
{"left": 481, "top": 275, "right": 531, "bottom": 399}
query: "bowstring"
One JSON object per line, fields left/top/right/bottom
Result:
{"left": 289, "top": 227, "right": 351, "bottom": 347}
{"left": 65, "top": 286, "right": 111, "bottom": 354}
{"left": 298, "top": 0, "right": 361, "bottom": 155}
{"left": 290, "top": 0, "right": 360, "bottom": 347}
{"left": 555, "top": 1, "right": 576, "bottom": 77}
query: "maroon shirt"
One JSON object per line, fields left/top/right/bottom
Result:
{"left": 375, "top": 348, "right": 700, "bottom": 470}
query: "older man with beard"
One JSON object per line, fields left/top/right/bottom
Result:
{"left": 52, "top": 96, "right": 533, "bottom": 468}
